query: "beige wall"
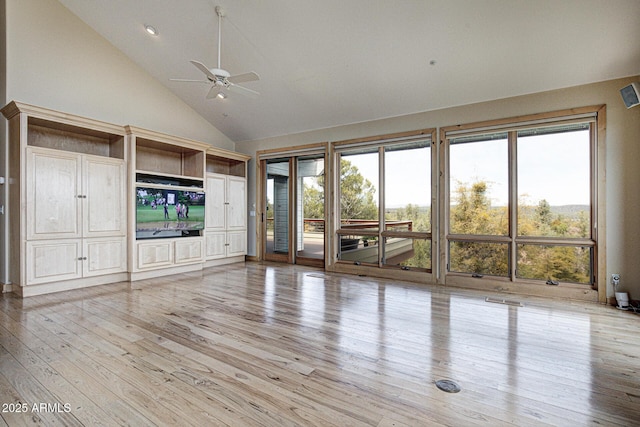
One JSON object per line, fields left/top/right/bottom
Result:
{"left": 237, "top": 76, "right": 640, "bottom": 301}
{"left": 3, "top": 0, "right": 234, "bottom": 150}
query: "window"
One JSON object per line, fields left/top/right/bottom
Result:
{"left": 335, "top": 132, "right": 434, "bottom": 271}
{"left": 444, "top": 112, "right": 599, "bottom": 286}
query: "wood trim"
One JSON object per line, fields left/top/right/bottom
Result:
{"left": 1, "top": 101, "right": 125, "bottom": 136}
{"left": 441, "top": 105, "right": 604, "bottom": 135}
{"left": 332, "top": 128, "right": 435, "bottom": 147}
{"left": 445, "top": 274, "right": 598, "bottom": 302}
{"left": 595, "top": 104, "right": 607, "bottom": 303}
{"left": 381, "top": 231, "right": 432, "bottom": 239}
{"left": 207, "top": 147, "right": 251, "bottom": 162}
{"left": 125, "top": 125, "right": 211, "bottom": 152}
{"left": 438, "top": 128, "right": 447, "bottom": 285}
{"left": 256, "top": 141, "right": 328, "bottom": 158}
{"left": 256, "top": 159, "right": 264, "bottom": 261}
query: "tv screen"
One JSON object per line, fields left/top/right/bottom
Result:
{"left": 136, "top": 187, "right": 205, "bottom": 239}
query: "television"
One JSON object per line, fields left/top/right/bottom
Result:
{"left": 136, "top": 186, "right": 205, "bottom": 239}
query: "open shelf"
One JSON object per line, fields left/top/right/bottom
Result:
{"left": 206, "top": 153, "right": 249, "bottom": 177}
{"left": 136, "top": 140, "right": 204, "bottom": 178}
{"left": 27, "top": 114, "right": 125, "bottom": 159}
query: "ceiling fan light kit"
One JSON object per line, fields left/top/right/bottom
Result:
{"left": 144, "top": 24, "right": 158, "bottom": 36}
{"left": 170, "top": 5, "right": 259, "bottom": 100}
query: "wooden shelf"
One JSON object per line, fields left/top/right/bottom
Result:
{"left": 0, "top": 102, "right": 125, "bottom": 160}
{"left": 126, "top": 126, "right": 208, "bottom": 180}
{"left": 206, "top": 151, "right": 250, "bottom": 177}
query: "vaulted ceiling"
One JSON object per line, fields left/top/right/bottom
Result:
{"left": 58, "top": 0, "right": 640, "bottom": 142}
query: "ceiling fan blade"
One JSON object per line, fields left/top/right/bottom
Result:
{"left": 228, "top": 83, "right": 260, "bottom": 98}
{"left": 227, "top": 71, "right": 260, "bottom": 84}
{"left": 169, "top": 78, "right": 210, "bottom": 83}
{"left": 190, "top": 60, "right": 216, "bottom": 80}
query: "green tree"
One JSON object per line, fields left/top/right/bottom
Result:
{"left": 301, "top": 159, "right": 378, "bottom": 221}
{"left": 339, "top": 159, "right": 378, "bottom": 221}
{"left": 303, "top": 180, "right": 324, "bottom": 219}
{"left": 450, "top": 180, "right": 507, "bottom": 235}
{"left": 449, "top": 180, "right": 508, "bottom": 276}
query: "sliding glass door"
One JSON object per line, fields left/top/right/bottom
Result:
{"left": 296, "top": 156, "right": 325, "bottom": 266}
{"left": 264, "top": 158, "right": 291, "bottom": 262}
{"left": 261, "top": 154, "right": 326, "bottom": 266}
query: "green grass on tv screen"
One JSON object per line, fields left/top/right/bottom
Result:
{"left": 136, "top": 205, "right": 205, "bottom": 224}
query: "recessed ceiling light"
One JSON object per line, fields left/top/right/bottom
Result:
{"left": 144, "top": 24, "right": 158, "bottom": 36}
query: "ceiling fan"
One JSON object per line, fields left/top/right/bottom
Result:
{"left": 170, "top": 6, "right": 259, "bottom": 100}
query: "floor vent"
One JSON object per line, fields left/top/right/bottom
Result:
{"left": 435, "top": 379, "right": 461, "bottom": 393}
{"left": 485, "top": 296, "right": 523, "bottom": 307}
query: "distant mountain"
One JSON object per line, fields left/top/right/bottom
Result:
{"left": 550, "top": 205, "right": 589, "bottom": 215}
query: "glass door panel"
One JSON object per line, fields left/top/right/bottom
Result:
{"left": 265, "top": 159, "right": 291, "bottom": 261}
{"left": 296, "top": 156, "right": 325, "bottom": 264}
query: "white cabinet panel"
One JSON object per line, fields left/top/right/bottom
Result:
{"left": 227, "top": 177, "right": 246, "bottom": 230}
{"left": 205, "top": 173, "right": 247, "bottom": 261}
{"left": 206, "top": 232, "right": 227, "bottom": 259}
{"left": 84, "top": 157, "right": 126, "bottom": 237}
{"left": 84, "top": 237, "right": 127, "bottom": 277}
{"left": 26, "top": 240, "right": 82, "bottom": 285}
{"left": 227, "top": 231, "right": 247, "bottom": 257}
{"left": 27, "top": 148, "right": 82, "bottom": 240}
{"left": 206, "top": 175, "right": 226, "bottom": 230}
{"left": 138, "top": 241, "right": 173, "bottom": 269}
{"left": 175, "top": 239, "right": 203, "bottom": 264}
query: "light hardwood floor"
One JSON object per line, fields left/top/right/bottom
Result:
{"left": 1, "top": 262, "right": 639, "bottom": 426}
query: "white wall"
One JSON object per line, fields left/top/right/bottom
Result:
{"left": 236, "top": 76, "right": 640, "bottom": 301}
{"left": 4, "top": 0, "right": 234, "bottom": 149}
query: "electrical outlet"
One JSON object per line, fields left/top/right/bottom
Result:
{"left": 611, "top": 274, "right": 620, "bottom": 286}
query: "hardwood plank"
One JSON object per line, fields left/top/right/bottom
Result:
{"left": 1, "top": 261, "right": 639, "bottom": 426}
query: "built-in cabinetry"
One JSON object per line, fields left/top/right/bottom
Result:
{"left": 1, "top": 102, "right": 127, "bottom": 296}
{"left": 127, "top": 126, "right": 210, "bottom": 280}
{"left": 205, "top": 151, "right": 250, "bottom": 265}
{"left": 1, "top": 102, "right": 251, "bottom": 296}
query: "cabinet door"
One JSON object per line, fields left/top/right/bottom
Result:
{"left": 26, "top": 240, "right": 82, "bottom": 285}
{"left": 227, "top": 177, "right": 246, "bottom": 230}
{"left": 26, "top": 147, "right": 82, "bottom": 240}
{"left": 227, "top": 230, "right": 247, "bottom": 257}
{"left": 83, "top": 236, "right": 127, "bottom": 277}
{"left": 84, "top": 156, "right": 126, "bottom": 237}
{"left": 137, "top": 241, "right": 173, "bottom": 270}
{"left": 206, "top": 174, "right": 226, "bottom": 230}
{"left": 205, "top": 231, "right": 226, "bottom": 259}
{"left": 175, "top": 239, "right": 204, "bottom": 264}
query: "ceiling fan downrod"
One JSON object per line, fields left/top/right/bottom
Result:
{"left": 215, "top": 6, "right": 224, "bottom": 70}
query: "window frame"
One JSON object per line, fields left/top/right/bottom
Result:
{"left": 333, "top": 129, "right": 436, "bottom": 273}
{"left": 440, "top": 106, "right": 605, "bottom": 296}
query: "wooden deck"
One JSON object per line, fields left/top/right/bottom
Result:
{"left": 1, "top": 262, "right": 639, "bottom": 426}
